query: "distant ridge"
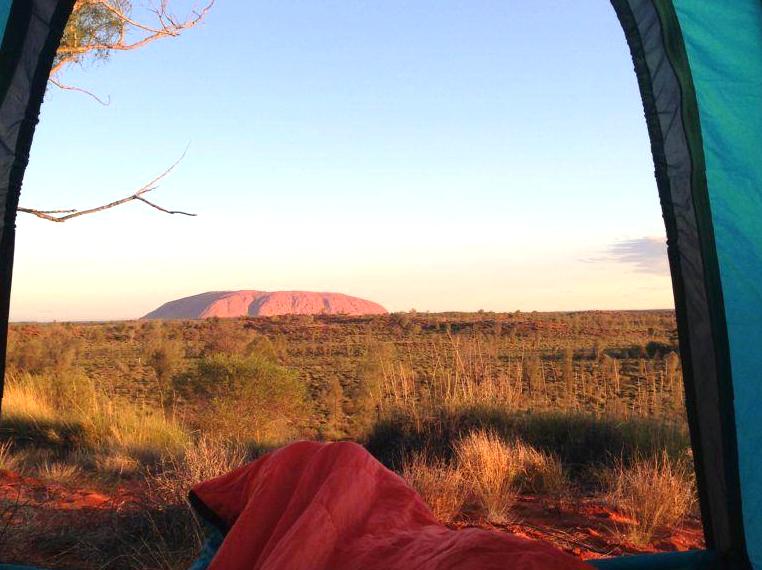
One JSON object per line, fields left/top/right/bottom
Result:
{"left": 143, "top": 290, "right": 388, "bottom": 320}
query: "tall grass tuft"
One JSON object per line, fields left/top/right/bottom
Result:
{"left": 37, "top": 460, "right": 82, "bottom": 484}
{"left": 454, "top": 430, "right": 522, "bottom": 522}
{"left": 0, "top": 441, "right": 19, "bottom": 472}
{"left": 2, "top": 370, "right": 189, "bottom": 465}
{"left": 402, "top": 452, "right": 466, "bottom": 523}
{"left": 452, "top": 430, "right": 569, "bottom": 522}
{"left": 606, "top": 452, "right": 696, "bottom": 545}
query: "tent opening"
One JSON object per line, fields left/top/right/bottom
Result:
{"left": 0, "top": 2, "right": 760, "bottom": 570}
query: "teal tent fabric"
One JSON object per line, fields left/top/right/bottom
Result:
{"left": 673, "top": 3, "right": 762, "bottom": 569}
{"left": 0, "top": 1, "right": 11, "bottom": 41}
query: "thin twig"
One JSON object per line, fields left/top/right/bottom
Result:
{"left": 49, "top": 78, "right": 111, "bottom": 105}
{"left": 18, "top": 149, "right": 196, "bottom": 222}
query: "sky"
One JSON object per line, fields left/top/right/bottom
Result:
{"left": 9, "top": 1, "right": 674, "bottom": 321}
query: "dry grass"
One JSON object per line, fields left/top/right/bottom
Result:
{"left": 94, "top": 452, "right": 142, "bottom": 477}
{"left": 402, "top": 452, "right": 466, "bottom": 522}
{"left": 0, "top": 441, "right": 19, "bottom": 472}
{"left": 2, "top": 373, "right": 60, "bottom": 427}
{"left": 148, "top": 435, "right": 248, "bottom": 504}
{"left": 84, "top": 402, "right": 189, "bottom": 464}
{"left": 378, "top": 335, "right": 523, "bottom": 416}
{"left": 2, "top": 370, "right": 189, "bottom": 466}
{"left": 453, "top": 430, "right": 568, "bottom": 522}
{"left": 606, "top": 452, "right": 696, "bottom": 545}
{"left": 454, "top": 431, "right": 522, "bottom": 522}
{"left": 37, "top": 460, "right": 82, "bottom": 484}
{"left": 514, "top": 446, "right": 567, "bottom": 496}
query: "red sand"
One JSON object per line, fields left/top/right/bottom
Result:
{"left": 0, "top": 468, "right": 703, "bottom": 566}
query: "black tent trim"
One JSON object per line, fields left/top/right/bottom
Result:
{"left": 0, "top": 0, "right": 75, "bottom": 407}
{"left": 0, "top": 2, "right": 32, "bottom": 105}
{"left": 188, "top": 488, "right": 232, "bottom": 535}
{"left": 610, "top": 1, "right": 749, "bottom": 568}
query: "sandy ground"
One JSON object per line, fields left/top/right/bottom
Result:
{"left": 0, "top": 469, "right": 704, "bottom": 568}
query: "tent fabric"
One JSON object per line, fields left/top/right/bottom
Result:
{"left": 612, "top": 1, "right": 762, "bottom": 568}
{"left": 671, "top": 4, "right": 762, "bottom": 570}
{"left": 189, "top": 441, "right": 592, "bottom": 570}
{"left": 0, "top": 0, "right": 74, "bottom": 408}
{"left": 610, "top": 0, "right": 734, "bottom": 557}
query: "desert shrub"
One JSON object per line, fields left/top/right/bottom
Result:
{"left": 34, "top": 369, "right": 99, "bottom": 412}
{"left": 6, "top": 325, "right": 81, "bottom": 375}
{"left": 111, "top": 321, "right": 137, "bottom": 342}
{"left": 201, "top": 319, "right": 250, "bottom": 356}
{"left": 319, "top": 376, "right": 346, "bottom": 440}
{"left": 645, "top": 340, "right": 675, "bottom": 358}
{"left": 344, "top": 346, "right": 387, "bottom": 437}
{"left": 245, "top": 335, "right": 280, "bottom": 361}
{"left": 402, "top": 452, "right": 465, "bottom": 522}
{"left": 665, "top": 351, "right": 681, "bottom": 385}
{"left": 0, "top": 371, "right": 88, "bottom": 447}
{"left": 175, "top": 353, "right": 307, "bottom": 444}
{"left": 144, "top": 339, "right": 185, "bottom": 383}
{"left": 605, "top": 452, "right": 696, "bottom": 545}
{"left": 143, "top": 337, "right": 186, "bottom": 403}
{"left": 450, "top": 430, "right": 566, "bottom": 521}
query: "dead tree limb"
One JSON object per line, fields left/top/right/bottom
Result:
{"left": 18, "top": 150, "right": 196, "bottom": 222}
{"left": 34, "top": 3, "right": 212, "bottom": 222}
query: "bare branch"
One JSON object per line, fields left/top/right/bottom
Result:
{"left": 49, "top": 78, "right": 111, "bottom": 105}
{"left": 18, "top": 149, "right": 196, "bottom": 222}
{"left": 23, "top": 209, "right": 78, "bottom": 214}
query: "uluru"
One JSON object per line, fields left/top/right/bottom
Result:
{"left": 142, "top": 290, "right": 388, "bottom": 320}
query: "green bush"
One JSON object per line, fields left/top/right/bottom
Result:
{"left": 344, "top": 346, "right": 387, "bottom": 437}
{"left": 175, "top": 353, "right": 308, "bottom": 444}
{"left": 144, "top": 338, "right": 185, "bottom": 386}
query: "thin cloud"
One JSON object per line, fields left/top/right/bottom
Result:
{"left": 585, "top": 237, "right": 669, "bottom": 274}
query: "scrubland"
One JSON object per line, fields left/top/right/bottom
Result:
{"left": 0, "top": 311, "right": 701, "bottom": 568}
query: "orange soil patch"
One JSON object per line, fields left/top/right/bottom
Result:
{"left": 0, "top": 469, "right": 146, "bottom": 568}
{"left": 0, "top": 471, "right": 704, "bottom": 567}
{"left": 0, "top": 468, "right": 140, "bottom": 511}
{"left": 452, "top": 494, "right": 704, "bottom": 561}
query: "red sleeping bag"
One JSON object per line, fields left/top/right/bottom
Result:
{"left": 190, "top": 440, "right": 592, "bottom": 570}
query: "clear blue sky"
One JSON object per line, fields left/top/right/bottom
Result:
{"left": 10, "top": 1, "right": 672, "bottom": 321}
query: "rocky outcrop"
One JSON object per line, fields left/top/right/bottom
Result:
{"left": 143, "top": 290, "right": 387, "bottom": 319}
